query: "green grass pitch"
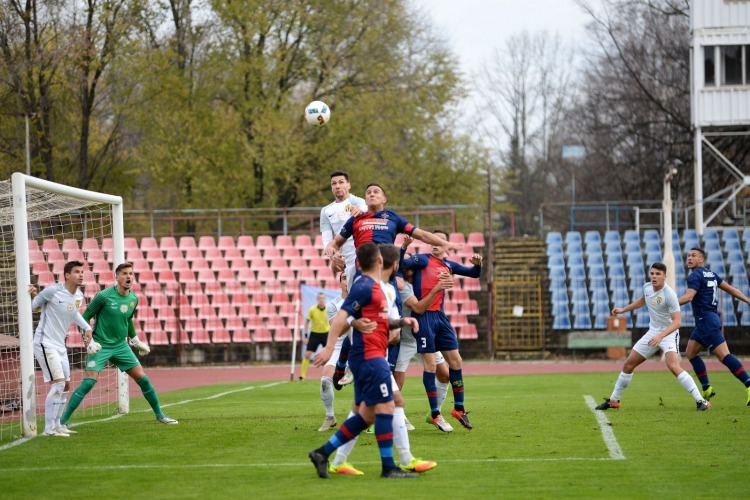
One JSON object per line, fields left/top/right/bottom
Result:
{"left": 1, "top": 371, "right": 747, "bottom": 498}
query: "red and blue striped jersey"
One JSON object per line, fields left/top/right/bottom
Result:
{"left": 340, "top": 275, "right": 391, "bottom": 360}
{"left": 401, "top": 254, "right": 481, "bottom": 312}
{"left": 339, "top": 210, "right": 416, "bottom": 251}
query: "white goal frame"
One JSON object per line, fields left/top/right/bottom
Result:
{"left": 12, "top": 173, "right": 128, "bottom": 437}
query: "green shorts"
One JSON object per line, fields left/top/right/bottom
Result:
{"left": 85, "top": 342, "right": 140, "bottom": 373}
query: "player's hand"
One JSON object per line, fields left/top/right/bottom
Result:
{"left": 86, "top": 340, "right": 102, "bottom": 355}
{"left": 403, "top": 317, "right": 419, "bottom": 333}
{"left": 446, "top": 241, "right": 463, "bottom": 254}
{"left": 470, "top": 254, "right": 483, "bottom": 266}
{"left": 437, "top": 272, "right": 454, "bottom": 290}
{"left": 28, "top": 284, "right": 37, "bottom": 298}
{"left": 130, "top": 337, "right": 151, "bottom": 356}
{"left": 330, "top": 253, "right": 345, "bottom": 273}
{"left": 389, "top": 329, "right": 401, "bottom": 345}
{"left": 351, "top": 318, "right": 377, "bottom": 333}
{"left": 313, "top": 346, "right": 334, "bottom": 367}
{"left": 324, "top": 243, "right": 338, "bottom": 258}
{"left": 402, "top": 235, "right": 414, "bottom": 249}
{"left": 647, "top": 335, "right": 664, "bottom": 347}
{"left": 611, "top": 307, "right": 624, "bottom": 315}
{"left": 349, "top": 205, "right": 363, "bottom": 217}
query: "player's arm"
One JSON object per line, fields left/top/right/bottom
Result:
{"left": 320, "top": 207, "right": 334, "bottom": 249}
{"left": 411, "top": 228, "right": 463, "bottom": 253}
{"left": 678, "top": 288, "right": 697, "bottom": 305}
{"left": 404, "top": 274, "right": 454, "bottom": 315}
{"left": 719, "top": 281, "right": 750, "bottom": 305}
{"left": 400, "top": 253, "right": 428, "bottom": 271}
{"left": 313, "top": 310, "right": 352, "bottom": 367}
{"left": 648, "top": 310, "right": 681, "bottom": 346}
{"left": 388, "top": 317, "right": 418, "bottom": 333}
{"left": 72, "top": 311, "right": 94, "bottom": 345}
{"left": 611, "top": 296, "right": 646, "bottom": 315}
{"left": 446, "top": 257, "right": 483, "bottom": 278}
{"left": 30, "top": 285, "right": 56, "bottom": 310}
{"left": 82, "top": 292, "right": 106, "bottom": 323}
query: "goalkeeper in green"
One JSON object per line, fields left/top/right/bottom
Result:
{"left": 61, "top": 262, "right": 177, "bottom": 426}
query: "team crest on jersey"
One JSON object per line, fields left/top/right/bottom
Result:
{"left": 67, "top": 303, "right": 75, "bottom": 312}
{"left": 129, "top": 301, "right": 135, "bottom": 308}
{"left": 87, "top": 361, "right": 96, "bottom": 367}
{"left": 75, "top": 300, "right": 81, "bottom": 308}
{"left": 382, "top": 212, "right": 389, "bottom": 219}
{"left": 120, "top": 304, "right": 128, "bottom": 313}
{"left": 352, "top": 301, "right": 360, "bottom": 311}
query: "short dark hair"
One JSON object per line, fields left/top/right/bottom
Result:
{"left": 64, "top": 260, "right": 84, "bottom": 276}
{"left": 115, "top": 262, "right": 134, "bottom": 274}
{"left": 650, "top": 262, "right": 667, "bottom": 274}
{"left": 330, "top": 171, "right": 349, "bottom": 182}
{"left": 379, "top": 244, "right": 400, "bottom": 269}
{"left": 432, "top": 229, "right": 449, "bottom": 239}
{"left": 356, "top": 242, "right": 380, "bottom": 271}
{"left": 365, "top": 183, "right": 386, "bottom": 197}
{"left": 690, "top": 247, "right": 706, "bottom": 259}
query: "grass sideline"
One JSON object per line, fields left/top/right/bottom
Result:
{"left": 0, "top": 372, "right": 747, "bottom": 498}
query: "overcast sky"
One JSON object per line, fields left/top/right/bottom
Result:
{"left": 413, "top": 0, "right": 592, "bottom": 79}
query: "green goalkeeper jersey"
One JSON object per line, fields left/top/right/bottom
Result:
{"left": 82, "top": 286, "right": 138, "bottom": 346}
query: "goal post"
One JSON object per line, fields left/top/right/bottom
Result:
{"left": 8, "top": 173, "right": 127, "bottom": 438}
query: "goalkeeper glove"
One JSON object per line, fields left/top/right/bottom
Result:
{"left": 86, "top": 340, "right": 102, "bottom": 355}
{"left": 130, "top": 336, "right": 151, "bottom": 356}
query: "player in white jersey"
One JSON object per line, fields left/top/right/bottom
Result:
{"left": 324, "top": 245, "right": 437, "bottom": 476}
{"left": 317, "top": 272, "right": 350, "bottom": 433}
{"left": 28, "top": 260, "right": 93, "bottom": 436}
{"left": 596, "top": 262, "right": 710, "bottom": 411}
{"left": 319, "top": 170, "right": 367, "bottom": 285}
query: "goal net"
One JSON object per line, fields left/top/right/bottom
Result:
{"left": 0, "top": 173, "right": 127, "bottom": 441}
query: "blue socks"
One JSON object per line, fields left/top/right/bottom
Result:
{"left": 689, "top": 356, "right": 710, "bottom": 389}
{"left": 722, "top": 354, "right": 750, "bottom": 387}
{"left": 423, "top": 371, "right": 439, "bottom": 417}
{"left": 449, "top": 368, "right": 465, "bottom": 412}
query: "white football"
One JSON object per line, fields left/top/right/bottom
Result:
{"left": 305, "top": 101, "right": 331, "bottom": 127}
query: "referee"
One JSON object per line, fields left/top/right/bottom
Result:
{"left": 301, "top": 292, "right": 330, "bottom": 380}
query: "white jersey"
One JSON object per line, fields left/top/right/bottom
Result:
{"left": 399, "top": 281, "right": 416, "bottom": 343}
{"left": 642, "top": 282, "right": 680, "bottom": 332}
{"left": 32, "top": 283, "right": 90, "bottom": 350}
{"left": 320, "top": 195, "right": 367, "bottom": 269}
{"left": 381, "top": 281, "right": 401, "bottom": 321}
{"left": 326, "top": 295, "right": 344, "bottom": 321}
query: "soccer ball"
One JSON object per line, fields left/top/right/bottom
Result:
{"left": 305, "top": 101, "right": 331, "bottom": 127}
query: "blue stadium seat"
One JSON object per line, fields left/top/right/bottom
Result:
{"left": 742, "top": 229, "right": 750, "bottom": 244}
{"left": 624, "top": 230, "right": 640, "bottom": 243}
{"left": 626, "top": 251, "right": 644, "bottom": 267}
{"left": 730, "top": 272, "right": 749, "bottom": 293}
{"left": 573, "top": 302, "right": 591, "bottom": 317}
{"left": 707, "top": 261, "right": 726, "bottom": 276}
{"left": 566, "top": 244, "right": 584, "bottom": 259}
{"left": 553, "top": 315, "right": 572, "bottom": 330}
{"left": 703, "top": 228, "right": 719, "bottom": 242}
{"left": 593, "top": 314, "right": 608, "bottom": 329}
{"left": 628, "top": 264, "right": 645, "bottom": 282}
{"left": 553, "top": 301, "right": 570, "bottom": 316}
{"left": 587, "top": 253, "right": 604, "bottom": 267}
{"left": 570, "top": 287, "right": 589, "bottom": 305}
{"left": 612, "top": 287, "right": 630, "bottom": 305}
{"left": 585, "top": 243, "right": 603, "bottom": 259}
{"left": 568, "top": 265, "right": 586, "bottom": 280}
{"left": 643, "top": 229, "right": 660, "bottom": 244}
{"left": 676, "top": 281, "right": 687, "bottom": 297}
{"left": 680, "top": 305, "right": 695, "bottom": 327}
{"left": 547, "top": 242, "right": 563, "bottom": 256}
{"left": 609, "top": 264, "right": 626, "bottom": 280}
{"left": 644, "top": 241, "right": 661, "bottom": 254}
{"left": 588, "top": 265, "right": 606, "bottom": 279}
{"left": 741, "top": 311, "right": 750, "bottom": 327}
{"left": 737, "top": 299, "right": 750, "bottom": 316}
{"left": 673, "top": 265, "right": 686, "bottom": 280}
{"left": 573, "top": 315, "right": 592, "bottom": 329}
{"left": 592, "top": 301, "right": 610, "bottom": 316}
{"left": 604, "top": 231, "right": 621, "bottom": 245}
{"left": 683, "top": 240, "right": 700, "bottom": 255}
{"left": 682, "top": 228, "right": 698, "bottom": 243}
{"left": 645, "top": 252, "right": 662, "bottom": 267}
{"left": 584, "top": 230, "right": 601, "bottom": 245}
{"left": 606, "top": 253, "right": 624, "bottom": 268}
{"left": 567, "top": 253, "right": 585, "bottom": 268}
{"left": 548, "top": 255, "right": 565, "bottom": 269}
{"left": 723, "top": 228, "right": 739, "bottom": 243}
{"left": 605, "top": 245, "right": 623, "bottom": 259}
{"left": 624, "top": 241, "right": 641, "bottom": 254}
{"left": 703, "top": 240, "right": 721, "bottom": 254}
{"left": 723, "top": 309, "right": 738, "bottom": 327}
{"left": 724, "top": 239, "right": 741, "bottom": 253}
{"left": 729, "top": 262, "right": 746, "bottom": 277}
{"left": 609, "top": 277, "right": 627, "bottom": 293}
{"left": 549, "top": 266, "right": 566, "bottom": 280}
{"left": 565, "top": 231, "right": 582, "bottom": 247}
{"left": 628, "top": 278, "right": 644, "bottom": 293}
{"left": 635, "top": 312, "right": 650, "bottom": 328}
{"left": 546, "top": 231, "right": 563, "bottom": 245}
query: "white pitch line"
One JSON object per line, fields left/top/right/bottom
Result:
{"left": 0, "top": 381, "right": 285, "bottom": 452}
{"left": 584, "top": 395, "right": 626, "bottom": 460}
{"left": 3, "top": 457, "right": 616, "bottom": 473}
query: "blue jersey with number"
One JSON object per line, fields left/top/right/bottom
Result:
{"left": 340, "top": 275, "right": 390, "bottom": 361}
{"left": 687, "top": 266, "right": 723, "bottom": 320}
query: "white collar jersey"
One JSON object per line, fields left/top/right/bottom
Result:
{"left": 32, "top": 283, "right": 90, "bottom": 350}
{"left": 320, "top": 194, "right": 367, "bottom": 267}
{"left": 642, "top": 282, "right": 680, "bottom": 332}
{"left": 381, "top": 281, "right": 401, "bottom": 321}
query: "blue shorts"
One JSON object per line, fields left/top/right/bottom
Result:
{"left": 413, "top": 311, "right": 459, "bottom": 353}
{"left": 351, "top": 357, "right": 393, "bottom": 406}
{"left": 387, "top": 343, "right": 400, "bottom": 372}
{"left": 689, "top": 315, "right": 726, "bottom": 351}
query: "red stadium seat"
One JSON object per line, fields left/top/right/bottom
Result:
{"left": 449, "top": 232, "right": 466, "bottom": 245}
{"left": 85, "top": 248, "right": 104, "bottom": 262}
{"left": 176, "top": 270, "right": 196, "bottom": 282}
{"left": 237, "top": 304, "right": 255, "bottom": 319}
{"left": 275, "top": 235, "right": 293, "bottom": 249}
{"left": 444, "top": 301, "right": 459, "bottom": 315}
{"left": 66, "top": 326, "right": 85, "bottom": 348}
{"left": 289, "top": 258, "right": 306, "bottom": 271}
{"left": 46, "top": 249, "right": 65, "bottom": 263}
{"left": 81, "top": 238, "right": 99, "bottom": 251}
{"left": 236, "top": 268, "right": 255, "bottom": 285}
{"left": 209, "top": 258, "right": 229, "bottom": 270}
{"left": 172, "top": 328, "right": 191, "bottom": 345}
{"left": 295, "top": 235, "right": 312, "bottom": 249}
{"left": 216, "top": 303, "right": 236, "bottom": 318}
{"left": 62, "top": 239, "right": 80, "bottom": 252}
{"left": 263, "top": 248, "right": 282, "bottom": 261}
{"left": 244, "top": 281, "right": 262, "bottom": 294}
{"left": 198, "top": 236, "right": 216, "bottom": 249}
{"left": 461, "top": 299, "right": 479, "bottom": 315}
{"left": 171, "top": 259, "right": 190, "bottom": 271}
{"left": 256, "top": 235, "right": 274, "bottom": 249}
{"left": 82, "top": 271, "right": 97, "bottom": 286}
{"left": 160, "top": 236, "right": 177, "bottom": 249}
{"left": 32, "top": 261, "right": 49, "bottom": 275}
{"left": 157, "top": 269, "right": 177, "bottom": 283}
{"left": 394, "top": 234, "right": 406, "bottom": 246}
{"left": 243, "top": 247, "right": 262, "bottom": 259}
{"left": 204, "top": 280, "right": 223, "bottom": 295}
{"left": 148, "top": 328, "right": 171, "bottom": 346}
{"left": 224, "top": 248, "right": 243, "bottom": 260}
{"left": 204, "top": 248, "right": 223, "bottom": 260}
{"left": 278, "top": 302, "right": 296, "bottom": 319}
{"left": 83, "top": 283, "right": 102, "bottom": 300}
{"left": 205, "top": 316, "right": 224, "bottom": 331}
{"left": 137, "top": 270, "right": 157, "bottom": 285}
{"left": 124, "top": 237, "right": 139, "bottom": 249}
{"left": 223, "top": 281, "right": 243, "bottom": 295}
{"left": 258, "top": 303, "right": 276, "bottom": 316}
{"left": 314, "top": 235, "right": 323, "bottom": 247}
{"left": 257, "top": 268, "right": 275, "bottom": 282}
{"left": 226, "top": 316, "right": 244, "bottom": 330}
{"left": 217, "top": 236, "right": 236, "bottom": 251}
{"left": 458, "top": 323, "right": 478, "bottom": 340}
{"left": 467, "top": 232, "right": 485, "bottom": 247}
{"left": 308, "top": 257, "right": 328, "bottom": 270}
{"left": 29, "top": 249, "right": 46, "bottom": 265}
{"left": 149, "top": 294, "right": 170, "bottom": 311}
{"left": 271, "top": 292, "right": 289, "bottom": 303}
{"left": 212, "top": 328, "right": 232, "bottom": 344}
{"left": 254, "top": 328, "right": 272, "bottom": 343}
{"left": 451, "top": 289, "right": 469, "bottom": 302}
{"left": 28, "top": 239, "right": 41, "bottom": 252}
{"left": 265, "top": 281, "right": 284, "bottom": 294}
{"left": 461, "top": 277, "right": 481, "bottom": 292}
{"left": 190, "top": 329, "right": 211, "bottom": 344}
{"left": 281, "top": 247, "right": 301, "bottom": 260}
{"left": 277, "top": 268, "right": 294, "bottom": 282}
{"left": 231, "top": 328, "right": 252, "bottom": 343}
{"left": 152, "top": 260, "right": 170, "bottom": 273}
{"left": 228, "top": 258, "right": 247, "bottom": 270}
{"left": 179, "top": 236, "right": 197, "bottom": 250}
{"left": 232, "top": 293, "right": 252, "bottom": 306}
{"left": 237, "top": 235, "right": 255, "bottom": 249}
{"left": 297, "top": 268, "right": 316, "bottom": 282}
{"left": 216, "top": 268, "right": 236, "bottom": 284}
{"left": 67, "top": 250, "right": 85, "bottom": 262}
{"left": 140, "top": 237, "right": 158, "bottom": 250}
{"left": 246, "top": 316, "right": 263, "bottom": 329}
{"left": 450, "top": 313, "right": 469, "bottom": 327}
{"left": 184, "top": 248, "right": 203, "bottom": 260}
{"left": 37, "top": 272, "right": 56, "bottom": 286}
{"left": 196, "top": 269, "right": 216, "bottom": 283}
{"left": 101, "top": 238, "right": 113, "bottom": 253}
{"left": 273, "top": 328, "right": 293, "bottom": 342}
{"left": 136, "top": 305, "right": 156, "bottom": 320}
{"left": 163, "top": 317, "right": 179, "bottom": 336}
{"left": 184, "top": 282, "right": 205, "bottom": 298}
{"left": 211, "top": 293, "right": 230, "bottom": 306}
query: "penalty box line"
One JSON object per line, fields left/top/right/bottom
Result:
{"left": 0, "top": 381, "right": 285, "bottom": 452}
{"left": 583, "top": 395, "right": 626, "bottom": 460}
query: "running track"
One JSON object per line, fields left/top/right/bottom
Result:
{"left": 130, "top": 359, "right": 733, "bottom": 393}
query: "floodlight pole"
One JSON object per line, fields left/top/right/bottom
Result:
{"left": 663, "top": 160, "right": 682, "bottom": 291}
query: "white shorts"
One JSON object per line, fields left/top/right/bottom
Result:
{"left": 632, "top": 329, "right": 680, "bottom": 359}
{"left": 394, "top": 338, "right": 445, "bottom": 373}
{"left": 34, "top": 344, "right": 70, "bottom": 383}
{"left": 325, "top": 335, "right": 346, "bottom": 368}
{"left": 391, "top": 373, "right": 399, "bottom": 393}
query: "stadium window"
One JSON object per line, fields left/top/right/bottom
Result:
{"left": 704, "top": 45, "right": 715, "bottom": 86}
{"left": 721, "top": 45, "right": 742, "bottom": 85}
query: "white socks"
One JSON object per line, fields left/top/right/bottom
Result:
{"left": 45, "top": 382, "right": 65, "bottom": 432}
{"left": 320, "top": 377, "right": 334, "bottom": 417}
{"left": 393, "top": 406, "right": 413, "bottom": 466}
{"left": 677, "top": 371, "right": 703, "bottom": 402}
{"left": 332, "top": 411, "right": 358, "bottom": 466}
{"left": 436, "top": 380, "right": 450, "bottom": 411}
{"left": 610, "top": 372, "right": 633, "bottom": 402}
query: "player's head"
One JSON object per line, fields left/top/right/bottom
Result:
{"left": 316, "top": 292, "right": 326, "bottom": 307}
{"left": 339, "top": 272, "right": 348, "bottom": 297}
{"left": 356, "top": 242, "right": 382, "bottom": 273}
{"left": 649, "top": 262, "right": 667, "bottom": 288}
{"left": 364, "top": 183, "right": 387, "bottom": 211}
{"left": 686, "top": 247, "right": 705, "bottom": 270}
{"left": 430, "top": 229, "right": 449, "bottom": 258}
{"left": 330, "top": 171, "right": 351, "bottom": 201}
{"left": 63, "top": 260, "right": 85, "bottom": 287}
{"left": 379, "top": 244, "right": 400, "bottom": 282}
{"left": 114, "top": 262, "right": 134, "bottom": 291}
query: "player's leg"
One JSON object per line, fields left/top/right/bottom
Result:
{"left": 319, "top": 362, "right": 337, "bottom": 431}
{"left": 665, "top": 352, "right": 707, "bottom": 408}
{"left": 596, "top": 335, "right": 650, "bottom": 410}
{"left": 435, "top": 314, "right": 471, "bottom": 429}
{"left": 435, "top": 352, "right": 450, "bottom": 412}
{"left": 54, "top": 352, "right": 75, "bottom": 433}
{"left": 687, "top": 330, "right": 715, "bottom": 399}
{"left": 711, "top": 342, "right": 750, "bottom": 405}
{"left": 61, "top": 346, "right": 106, "bottom": 426}
{"left": 329, "top": 405, "right": 364, "bottom": 475}
{"left": 125, "top": 364, "right": 177, "bottom": 424}
{"left": 301, "top": 336, "right": 318, "bottom": 381}
{"left": 34, "top": 344, "right": 67, "bottom": 436}
{"left": 391, "top": 377, "right": 436, "bottom": 473}
{"left": 336, "top": 335, "right": 354, "bottom": 387}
